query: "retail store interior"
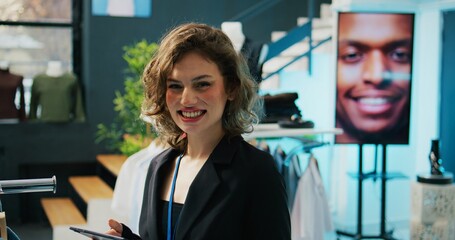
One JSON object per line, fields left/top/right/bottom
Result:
{"left": 1, "top": 0, "right": 455, "bottom": 239}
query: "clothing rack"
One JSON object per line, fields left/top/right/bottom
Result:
{"left": 287, "top": 137, "right": 328, "bottom": 153}
{"left": 282, "top": 138, "right": 327, "bottom": 168}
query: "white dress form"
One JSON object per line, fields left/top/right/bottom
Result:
{"left": 46, "top": 61, "right": 64, "bottom": 77}
{"left": 221, "top": 21, "right": 246, "bottom": 53}
{"left": 0, "top": 61, "right": 9, "bottom": 70}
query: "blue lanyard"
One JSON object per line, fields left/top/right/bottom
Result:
{"left": 167, "top": 153, "right": 184, "bottom": 240}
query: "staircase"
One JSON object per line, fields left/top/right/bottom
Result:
{"left": 258, "top": 4, "right": 335, "bottom": 134}
{"left": 41, "top": 154, "right": 127, "bottom": 240}
{"left": 260, "top": 3, "right": 333, "bottom": 90}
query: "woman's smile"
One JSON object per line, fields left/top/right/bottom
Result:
{"left": 179, "top": 109, "right": 206, "bottom": 121}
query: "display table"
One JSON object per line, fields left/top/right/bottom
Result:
{"left": 410, "top": 182, "right": 455, "bottom": 240}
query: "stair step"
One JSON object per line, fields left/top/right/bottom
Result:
{"left": 41, "top": 197, "right": 86, "bottom": 227}
{"left": 69, "top": 176, "right": 113, "bottom": 203}
{"left": 96, "top": 154, "right": 127, "bottom": 177}
{"left": 297, "top": 17, "right": 332, "bottom": 29}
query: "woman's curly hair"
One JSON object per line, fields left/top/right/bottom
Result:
{"left": 141, "top": 22, "right": 263, "bottom": 151}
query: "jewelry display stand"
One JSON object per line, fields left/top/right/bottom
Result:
{"left": 336, "top": 144, "right": 407, "bottom": 240}
{"left": 417, "top": 139, "right": 453, "bottom": 185}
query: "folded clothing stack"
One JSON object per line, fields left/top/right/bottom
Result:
{"left": 262, "top": 92, "right": 302, "bottom": 123}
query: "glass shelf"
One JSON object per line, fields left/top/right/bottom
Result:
{"left": 348, "top": 171, "right": 408, "bottom": 180}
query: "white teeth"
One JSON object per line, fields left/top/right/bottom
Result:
{"left": 359, "top": 98, "right": 388, "bottom": 105}
{"left": 182, "top": 111, "right": 203, "bottom": 118}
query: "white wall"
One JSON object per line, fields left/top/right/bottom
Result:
{"left": 259, "top": 0, "right": 455, "bottom": 237}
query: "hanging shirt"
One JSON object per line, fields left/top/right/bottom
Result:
{"left": 291, "top": 155, "right": 333, "bottom": 240}
{"left": 285, "top": 154, "right": 302, "bottom": 207}
{"left": 111, "top": 140, "right": 167, "bottom": 233}
{"left": 275, "top": 146, "right": 301, "bottom": 207}
{"left": 29, "top": 72, "right": 85, "bottom": 122}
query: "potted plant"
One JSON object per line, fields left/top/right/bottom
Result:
{"left": 96, "top": 40, "right": 159, "bottom": 156}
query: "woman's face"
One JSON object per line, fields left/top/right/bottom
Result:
{"left": 166, "top": 51, "right": 230, "bottom": 138}
{"left": 336, "top": 13, "right": 413, "bottom": 136}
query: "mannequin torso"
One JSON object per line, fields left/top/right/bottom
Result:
{"left": 0, "top": 67, "right": 26, "bottom": 120}
{"left": 221, "top": 21, "right": 266, "bottom": 83}
{"left": 29, "top": 70, "right": 86, "bottom": 122}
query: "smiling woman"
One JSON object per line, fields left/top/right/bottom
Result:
{"left": 103, "top": 23, "right": 291, "bottom": 240}
{"left": 335, "top": 12, "right": 415, "bottom": 144}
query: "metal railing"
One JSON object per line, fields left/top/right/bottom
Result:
{"left": 229, "top": 0, "right": 282, "bottom": 22}
{"left": 0, "top": 176, "right": 56, "bottom": 196}
{"left": 263, "top": 34, "right": 332, "bottom": 81}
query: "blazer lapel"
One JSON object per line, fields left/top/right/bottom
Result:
{"left": 176, "top": 159, "right": 220, "bottom": 239}
{"left": 146, "top": 149, "right": 177, "bottom": 240}
{"left": 175, "top": 136, "right": 241, "bottom": 239}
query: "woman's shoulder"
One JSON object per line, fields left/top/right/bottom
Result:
{"left": 233, "top": 138, "right": 284, "bottom": 189}
{"left": 234, "top": 137, "right": 276, "bottom": 170}
{"left": 238, "top": 139, "right": 272, "bottom": 159}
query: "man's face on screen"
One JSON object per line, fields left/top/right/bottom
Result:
{"left": 336, "top": 13, "right": 413, "bottom": 137}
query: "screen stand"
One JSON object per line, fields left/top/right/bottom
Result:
{"left": 336, "top": 144, "right": 403, "bottom": 240}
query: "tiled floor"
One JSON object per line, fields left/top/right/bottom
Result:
{"left": 6, "top": 222, "right": 410, "bottom": 240}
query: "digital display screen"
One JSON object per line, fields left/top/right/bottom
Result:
{"left": 335, "top": 12, "right": 414, "bottom": 144}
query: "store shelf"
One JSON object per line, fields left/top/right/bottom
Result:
{"left": 348, "top": 171, "right": 408, "bottom": 180}
{"left": 243, "top": 123, "right": 343, "bottom": 139}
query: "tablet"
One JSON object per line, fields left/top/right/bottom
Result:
{"left": 69, "top": 226, "right": 126, "bottom": 240}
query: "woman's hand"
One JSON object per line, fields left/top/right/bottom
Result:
{"left": 106, "top": 218, "right": 123, "bottom": 237}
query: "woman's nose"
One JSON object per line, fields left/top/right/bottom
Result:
{"left": 362, "top": 50, "right": 389, "bottom": 85}
{"left": 181, "top": 88, "right": 197, "bottom": 105}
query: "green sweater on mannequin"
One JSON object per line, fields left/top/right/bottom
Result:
{"left": 29, "top": 72, "right": 85, "bottom": 122}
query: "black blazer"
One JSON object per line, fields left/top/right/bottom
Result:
{"left": 133, "top": 135, "right": 291, "bottom": 240}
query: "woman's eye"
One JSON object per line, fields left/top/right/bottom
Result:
{"left": 195, "top": 82, "right": 211, "bottom": 88}
{"left": 167, "top": 83, "right": 182, "bottom": 89}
